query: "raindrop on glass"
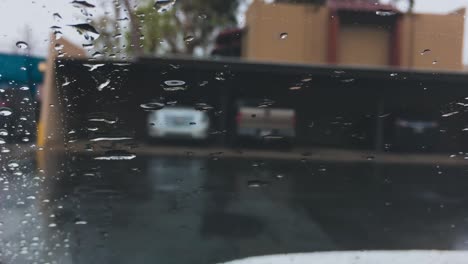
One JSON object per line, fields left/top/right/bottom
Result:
{"left": 375, "top": 9, "right": 396, "bottom": 16}
{"left": 97, "top": 79, "right": 111, "bottom": 91}
{"left": 54, "top": 43, "right": 64, "bottom": 51}
{"left": 71, "top": 0, "right": 96, "bottom": 8}
{"left": 16, "top": 41, "right": 29, "bottom": 49}
{"left": 279, "top": 32, "right": 288, "bottom": 39}
{"left": 420, "top": 49, "right": 431, "bottom": 55}
{"left": 7, "top": 161, "right": 19, "bottom": 168}
{"left": 154, "top": 0, "right": 176, "bottom": 13}
{"left": 92, "top": 51, "right": 103, "bottom": 58}
{"left": 442, "top": 111, "right": 459, "bottom": 117}
{"left": 163, "top": 86, "right": 186, "bottom": 92}
{"left": 184, "top": 35, "right": 194, "bottom": 42}
{"left": 194, "top": 103, "right": 214, "bottom": 111}
{"left": 83, "top": 63, "right": 104, "bottom": 71}
{"left": 0, "top": 107, "right": 12, "bottom": 116}
{"left": 53, "top": 12, "right": 62, "bottom": 20}
{"left": 247, "top": 180, "right": 268, "bottom": 188}
{"left": 140, "top": 102, "right": 165, "bottom": 111}
{"left": 164, "top": 80, "right": 185, "bottom": 86}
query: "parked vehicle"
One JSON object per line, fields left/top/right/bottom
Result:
{"left": 147, "top": 107, "right": 210, "bottom": 140}
{"left": 235, "top": 100, "right": 296, "bottom": 142}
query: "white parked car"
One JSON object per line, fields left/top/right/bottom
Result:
{"left": 147, "top": 107, "right": 210, "bottom": 140}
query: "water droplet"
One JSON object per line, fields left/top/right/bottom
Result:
{"left": 341, "top": 78, "right": 355, "bottom": 83}
{"left": 1, "top": 148, "right": 11, "bottom": 153}
{"left": 69, "top": 23, "right": 99, "bottom": 35}
{"left": 7, "top": 161, "right": 19, "bottom": 168}
{"left": 89, "top": 137, "right": 132, "bottom": 142}
{"left": 97, "top": 79, "right": 111, "bottom": 91}
{"left": 164, "top": 80, "right": 185, "bottom": 86}
{"left": 262, "top": 135, "right": 284, "bottom": 140}
{"left": 92, "top": 51, "right": 103, "bottom": 58}
{"left": 375, "top": 9, "right": 396, "bottom": 16}
{"left": 75, "top": 220, "right": 88, "bottom": 225}
{"left": 19, "top": 86, "right": 29, "bottom": 91}
{"left": 432, "top": 60, "right": 438, "bottom": 65}
{"left": 53, "top": 12, "right": 62, "bottom": 20}
{"left": 420, "top": 48, "right": 431, "bottom": 55}
{"left": 194, "top": 103, "right": 214, "bottom": 111}
{"left": 275, "top": 174, "right": 285, "bottom": 179}
{"left": 442, "top": 111, "right": 459, "bottom": 117}
{"left": 94, "top": 150, "right": 136, "bottom": 160}
{"left": 71, "top": 0, "right": 95, "bottom": 8}
{"left": 20, "top": 247, "right": 29, "bottom": 254}
{"left": 21, "top": 137, "right": 29, "bottom": 142}
{"left": 82, "top": 43, "right": 94, "bottom": 49}
{"left": 279, "top": 32, "right": 288, "bottom": 39}
{"left": 163, "top": 86, "right": 186, "bottom": 92}
{"left": 215, "top": 72, "right": 226, "bottom": 81}
{"left": 289, "top": 86, "right": 301, "bottom": 90}
{"left": 54, "top": 43, "right": 64, "bottom": 51}
{"left": 184, "top": 35, "right": 194, "bottom": 42}
{"left": 48, "top": 223, "right": 57, "bottom": 227}
{"left": 154, "top": 0, "right": 176, "bottom": 13}
{"left": 88, "top": 117, "right": 118, "bottom": 124}
{"left": 16, "top": 41, "right": 29, "bottom": 49}
{"left": 140, "top": 102, "right": 165, "bottom": 111}
{"left": 0, "top": 129, "right": 8, "bottom": 136}
{"left": 247, "top": 180, "right": 268, "bottom": 188}
{"left": 390, "top": 73, "right": 398, "bottom": 77}
{"left": 83, "top": 63, "right": 105, "bottom": 72}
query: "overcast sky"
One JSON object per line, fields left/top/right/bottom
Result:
{"left": 1, "top": 0, "right": 467, "bottom": 62}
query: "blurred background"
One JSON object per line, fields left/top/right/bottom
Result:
{"left": 3, "top": 1, "right": 468, "bottom": 264}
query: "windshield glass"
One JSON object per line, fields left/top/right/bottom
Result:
{"left": 1, "top": 0, "right": 468, "bottom": 263}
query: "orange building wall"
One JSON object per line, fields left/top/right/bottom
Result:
{"left": 244, "top": 1, "right": 328, "bottom": 64}
{"left": 244, "top": 0, "right": 465, "bottom": 71}
{"left": 400, "top": 11, "right": 465, "bottom": 71}
{"left": 338, "top": 25, "right": 391, "bottom": 66}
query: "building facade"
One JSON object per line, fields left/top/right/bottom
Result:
{"left": 243, "top": 0, "right": 465, "bottom": 71}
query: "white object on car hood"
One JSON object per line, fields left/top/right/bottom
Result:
{"left": 222, "top": 250, "right": 468, "bottom": 264}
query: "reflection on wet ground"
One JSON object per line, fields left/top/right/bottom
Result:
{"left": 3, "top": 148, "right": 468, "bottom": 263}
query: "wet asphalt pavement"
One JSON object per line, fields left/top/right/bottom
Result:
{"left": 3, "top": 148, "right": 468, "bottom": 263}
